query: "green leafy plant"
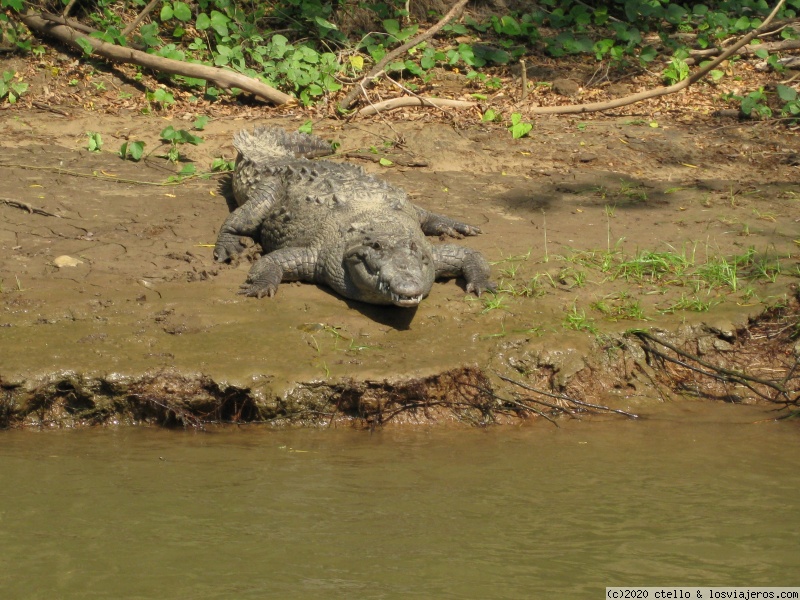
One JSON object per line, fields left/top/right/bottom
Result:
{"left": 147, "top": 87, "right": 176, "bottom": 108}
{"left": 119, "top": 140, "right": 145, "bottom": 161}
{"left": 160, "top": 126, "right": 203, "bottom": 163}
{"left": 211, "top": 156, "right": 235, "bottom": 172}
{"left": 86, "top": 132, "right": 103, "bottom": 153}
{"left": 563, "top": 303, "right": 597, "bottom": 334}
{"left": 482, "top": 108, "right": 501, "bottom": 122}
{"left": 777, "top": 84, "right": 800, "bottom": 120}
{"left": 0, "top": 70, "right": 27, "bottom": 104}
{"left": 508, "top": 113, "right": 533, "bottom": 139}
{"left": 663, "top": 55, "right": 690, "bottom": 85}
{"left": 193, "top": 115, "right": 209, "bottom": 130}
{"left": 740, "top": 88, "right": 772, "bottom": 119}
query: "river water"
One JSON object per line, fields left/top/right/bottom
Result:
{"left": 2, "top": 403, "right": 798, "bottom": 599}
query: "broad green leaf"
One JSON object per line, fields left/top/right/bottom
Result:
{"left": 382, "top": 19, "right": 400, "bottom": 36}
{"left": 349, "top": 55, "right": 364, "bottom": 71}
{"left": 777, "top": 84, "right": 797, "bottom": 102}
{"left": 87, "top": 132, "right": 102, "bottom": 152}
{"left": 193, "top": 115, "right": 209, "bottom": 130}
{"left": 298, "top": 120, "right": 313, "bottom": 134}
{"left": 119, "top": 141, "right": 145, "bottom": 161}
{"left": 172, "top": 1, "right": 191, "bottom": 22}
{"left": 639, "top": 46, "right": 657, "bottom": 63}
{"left": 741, "top": 94, "right": 757, "bottom": 116}
{"left": 178, "top": 164, "right": 196, "bottom": 176}
{"left": 510, "top": 122, "right": 533, "bottom": 139}
{"left": 177, "top": 130, "right": 203, "bottom": 145}
{"left": 379, "top": 158, "right": 393, "bottom": 167}
{"left": 209, "top": 11, "right": 229, "bottom": 36}
{"left": 195, "top": 13, "right": 210, "bottom": 30}
{"left": 160, "top": 125, "right": 178, "bottom": 141}
{"left": 160, "top": 3, "right": 173, "bottom": 21}
{"left": 404, "top": 60, "right": 423, "bottom": 76}
{"left": 128, "top": 141, "right": 145, "bottom": 160}
{"left": 314, "top": 16, "right": 338, "bottom": 30}
{"left": 75, "top": 37, "right": 94, "bottom": 56}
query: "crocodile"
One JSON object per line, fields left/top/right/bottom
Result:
{"left": 213, "top": 126, "right": 496, "bottom": 307}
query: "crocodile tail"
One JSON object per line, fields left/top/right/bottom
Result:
{"left": 233, "top": 126, "right": 332, "bottom": 163}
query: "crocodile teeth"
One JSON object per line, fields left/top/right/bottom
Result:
{"left": 391, "top": 292, "right": 423, "bottom": 307}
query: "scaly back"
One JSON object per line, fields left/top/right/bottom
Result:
{"left": 233, "top": 126, "right": 332, "bottom": 165}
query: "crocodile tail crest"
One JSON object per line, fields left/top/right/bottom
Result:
{"left": 233, "top": 126, "right": 332, "bottom": 163}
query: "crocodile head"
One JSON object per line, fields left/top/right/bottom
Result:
{"left": 344, "top": 234, "right": 434, "bottom": 307}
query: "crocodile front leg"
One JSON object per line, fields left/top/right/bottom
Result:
{"left": 432, "top": 244, "right": 496, "bottom": 296}
{"left": 214, "top": 178, "right": 284, "bottom": 262}
{"left": 414, "top": 205, "right": 482, "bottom": 238}
{"left": 239, "top": 247, "right": 319, "bottom": 298}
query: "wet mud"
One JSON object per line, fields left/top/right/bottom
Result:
{"left": 1, "top": 112, "right": 798, "bottom": 428}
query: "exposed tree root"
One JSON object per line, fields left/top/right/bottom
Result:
{"left": 631, "top": 307, "right": 800, "bottom": 407}
{"left": 2, "top": 297, "right": 797, "bottom": 430}
{"left": 495, "top": 372, "right": 640, "bottom": 423}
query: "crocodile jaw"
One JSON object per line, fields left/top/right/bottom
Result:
{"left": 376, "top": 279, "right": 424, "bottom": 307}
{"left": 346, "top": 243, "right": 432, "bottom": 307}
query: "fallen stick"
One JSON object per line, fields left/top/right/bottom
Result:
{"left": 21, "top": 13, "right": 294, "bottom": 105}
{"left": 357, "top": 96, "right": 477, "bottom": 117}
{"left": 339, "top": 0, "right": 470, "bottom": 111}
{"left": 526, "top": 0, "right": 787, "bottom": 116}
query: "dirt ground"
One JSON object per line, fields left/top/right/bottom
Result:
{"left": 1, "top": 97, "right": 799, "bottom": 427}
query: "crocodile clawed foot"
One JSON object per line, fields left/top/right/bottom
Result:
{"left": 466, "top": 279, "right": 497, "bottom": 297}
{"left": 455, "top": 223, "right": 481, "bottom": 237}
{"left": 238, "top": 282, "right": 278, "bottom": 298}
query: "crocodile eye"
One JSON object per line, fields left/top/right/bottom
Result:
{"left": 371, "top": 241, "right": 382, "bottom": 250}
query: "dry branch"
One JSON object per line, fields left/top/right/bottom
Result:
{"left": 357, "top": 96, "right": 477, "bottom": 117}
{"left": 527, "top": 0, "right": 787, "bottom": 116}
{"left": 686, "top": 38, "right": 800, "bottom": 65}
{"left": 351, "top": 0, "right": 789, "bottom": 118}
{"left": 21, "top": 13, "right": 294, "bottom": 105}
{"left": 121, "top": 0, "right": 161, "bottom": 38}
{"left": 338, "top": 0, "right": 470, "bottom": 111}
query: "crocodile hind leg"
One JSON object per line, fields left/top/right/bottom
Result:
{"left": 239, "top": 247, "right": 319, "bottom": 298}
{"left": 214, "top": 178, "right": 284, "bottom": 262}
{"left": 414, "top": 205, "right": 482, "bottom": 238}
{"left": 432, "top": 244, "right": 496, "bottom": 296}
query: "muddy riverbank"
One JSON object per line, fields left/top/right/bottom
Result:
{"left": 1, "top": 112, "right": 798, "bottom": 428}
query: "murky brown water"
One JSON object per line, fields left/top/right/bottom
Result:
{"left": 2, "top": 403, "right": 798, "bottom": 599}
